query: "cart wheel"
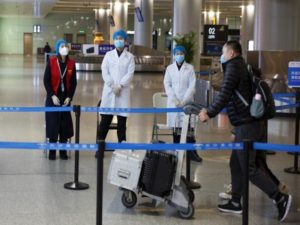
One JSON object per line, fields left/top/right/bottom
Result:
{"left": 121, "top": 191, "right": 137, "bottom": 208}
{"left": 188, "top": 190, "right": 195, "bottom": 203}
{"left": 178, "top": 203, "right": 194, "bottom": 219}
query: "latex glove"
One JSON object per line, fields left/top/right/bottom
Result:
{"left": 51, "top": 95, "right": 60, "bottom": 106}
{"left": 199, "top": 108, "right": 209, "bottom": 122}
{"left": 63, "top": 97, "right": 71, "bottom": 106}
{"left": 173, "top": 98, "right": 182, "bottom": 107}
{"left": 113, "top": 85, "right": 121, "bottom": 96}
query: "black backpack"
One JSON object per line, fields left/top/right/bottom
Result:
{"left": 235, "top": 65, "right": 276, "bottom": 120}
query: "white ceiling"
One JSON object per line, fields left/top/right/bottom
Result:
{"left": 0, "top": 0, "right": 254, "bottom": 18}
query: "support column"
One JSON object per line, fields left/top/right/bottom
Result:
{"left": 241, "top": 4, "right": 255, "bottom": 56}
{"left": 95, "top": 9, "right": 110, "bottom": 42}
{"left": 134, "top": 0, "right": 154, "bottom": 48}
{"left": 110, "top": 1, "right": 128, "bottom": 43}
{"left": 254, "top": 0, "right": 300, "bottom": 51}
{"left": 173, "top": 0, "right": 202, "bottom": 70}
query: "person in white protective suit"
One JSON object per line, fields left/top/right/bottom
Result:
{"left": 97, "top": 29, "right": 135, "bottom": 146}
{"left": 164, "top": 45, "right": 202, "bottom": 162}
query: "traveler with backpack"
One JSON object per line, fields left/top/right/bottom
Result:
{"left": 199, "top": 41, "right": 292, "bottom": 222}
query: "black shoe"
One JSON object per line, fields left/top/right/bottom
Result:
{"left": 189, "top": 151, "right": 202, "bottom": 163}
{"left": 218, "top": 200, "right": 242, "bottom": 214}
{"left": 48, "top": 150, "right": 56, "bottom": 160}
{"left": 276, "top": 193, "right": 292, "bottom": 222}
{"left": 59, "top": 150, "right": 68, "bottom": 160}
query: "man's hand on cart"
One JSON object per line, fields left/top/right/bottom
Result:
{"left": 199, "top": 108, "right": 210, "bottom": 122}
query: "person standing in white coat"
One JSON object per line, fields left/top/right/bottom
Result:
{"left": 164, "top": 45, "right": 202, "bottom": 162}
{"left": 98, "top": 29, "right": 135, "bottom": 144}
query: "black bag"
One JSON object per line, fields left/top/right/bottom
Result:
{"left": 140, "top": 151, "right": 176, "bottom": 197}
{"left": 235, "top": 65, "right": 276, "bottom": 120}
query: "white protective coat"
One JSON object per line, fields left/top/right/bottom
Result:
{"left": 100, "top": 48, "right": 135, "bottom": 117}
{"left": 164, "top": 62, "right": 196, "bottom": 127}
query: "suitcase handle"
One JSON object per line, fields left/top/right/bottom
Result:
{"left": 118, "top": 169, "right": 131, "bottom": 179}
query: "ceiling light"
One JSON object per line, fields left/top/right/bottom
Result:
{"left": 208, "top": 11, "right": 215, "bottom": 17}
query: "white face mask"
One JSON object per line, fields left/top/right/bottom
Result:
{"left": 59, "top": 46, "right": 69, "bottom": 56}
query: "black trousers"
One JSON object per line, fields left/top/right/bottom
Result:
{"left": 98, "top": 114, "right": 127, "bottom": 142}
{"left": 231, "top": 120, "right": 279, "bottom": 202}
{"left": 256, "top": 151, "right": 280, "bottom": 186}
{"left": 49, "top": 138, "right": 67, "bottom": 153}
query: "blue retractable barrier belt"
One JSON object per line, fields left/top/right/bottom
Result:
{"left": 0, "top": 107, "right": 183, "bottom": 113}
{"left": 0, "top": 141, "right": 242, "bottom": 151}
{"left": 0, "top": 141, "right": 299, "bottom": 152}
{"left": 0, "top": 142, "right": 98, "bottom": 151}
{"left": 0, "top": 106, "right": 73, "bottom": 112}
{"left": 272, "top": 93, "right": 296, "bottom": 98}
{"left": 105, "top": 142, "right": 243, "bottom": 151}
{"left": 82, "top": 107, "right": 183, "bottom": 113}
{"left": 254, "top": 142, "right": 300, "bottom": 153}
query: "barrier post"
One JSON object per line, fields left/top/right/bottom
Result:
{"left": 96, "top": 140, "right": 105, "bottom": 225}
{"left": 64, "top": 105, "right": 89, "bottom": 190}
{"left": 284, "top": 90, "right": 300, "bottom": 174}
{"left": 242, "top": 140, "right": 252, "bottom": 225}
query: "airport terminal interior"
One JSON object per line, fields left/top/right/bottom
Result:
{"left": 0, "top": 0, "right": 300, "bottom": 225}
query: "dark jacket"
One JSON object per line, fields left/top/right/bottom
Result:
{"left": 207, "top": 56, "right": 254, "bottom": 126}
{"left": 43, "top": 56, "right": 77, "bottom": 140}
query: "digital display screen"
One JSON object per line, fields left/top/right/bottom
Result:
{"left": 204, "top": 42, "right": 223, "bottom": 56}
{"left": 204, "top": 25, "right": 228, "bottom": 42}
{"left": 135, "top": 7, "right": 144, "bottom": 22}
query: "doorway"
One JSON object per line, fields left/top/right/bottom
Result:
{"left": 23, "top": 33, "right": 33, "bottom": 55}
{"left": 64, "top": 33, "right": 73, "bottom": 43}
{"left": 77, "top": 34, "right": 86, "bottom": 44}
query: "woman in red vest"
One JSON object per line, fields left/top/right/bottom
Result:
{"left": 43, "top": 39, "right": 77, "bottom": 160}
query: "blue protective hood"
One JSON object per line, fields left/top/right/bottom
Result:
{"left": 113, "top": 29, "right": 128, "bottom": 40}
{"left": 55, "top": 39, "right": 67, "bottom": 54}
{"left": 173, "top": 45, "right": 186, "bottom": 55}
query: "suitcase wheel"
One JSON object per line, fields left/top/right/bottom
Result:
{"left": 121, "top": 190, "right": 137, "bottom": 208}
{"left": 178, "top": 203, "right": 194, "bottom": 219}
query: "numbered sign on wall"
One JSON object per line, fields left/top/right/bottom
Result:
{"left": 203, "top": 25, "right": 228, "bottom": 56}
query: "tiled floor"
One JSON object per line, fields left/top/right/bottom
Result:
{"left": 0, "top": 55, "right": 299, "bottom": 225}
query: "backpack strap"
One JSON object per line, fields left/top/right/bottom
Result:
{"left": 235, "top": 90, "right": 249, "bottom": 107}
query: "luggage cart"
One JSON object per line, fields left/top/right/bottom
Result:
{"left": 107, "top": 103, "right": 204, "bottom": 219}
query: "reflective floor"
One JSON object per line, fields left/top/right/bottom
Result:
{"left": 0, "top": 55, "right": 299, "bottom": 225}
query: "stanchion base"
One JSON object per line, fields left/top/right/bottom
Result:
{"left": 284, "top": 167, "right": 300, "bottom": 174}
{"left": 64, "top": 182, "right": 89, "bottom": 190}
{"left": 187, "top": 181, "right": 201, "bottom": 190}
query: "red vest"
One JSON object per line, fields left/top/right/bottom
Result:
{"left": 49, "top": 57, "right": 75, "bottom": 95}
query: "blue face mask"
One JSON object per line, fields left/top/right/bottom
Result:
{"left": 175, "top": 55, "right": 185, "bottom": 64}
{"left": 114, "top": 39, "right": 125, "bottom": 49}
{"left": 220, "top": 54, "right": 226, "bottom": 64}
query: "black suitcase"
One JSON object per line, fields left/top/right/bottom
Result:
{"left": 140, "top": 151, "right": 177, "bottom": 197}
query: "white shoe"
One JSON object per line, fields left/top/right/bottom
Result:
{"left": 219, "top": 184, "right": 232, "bottom": 200}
